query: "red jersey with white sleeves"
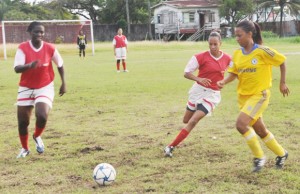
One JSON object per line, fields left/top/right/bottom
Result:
{"left": 16, "top": 41, "right": 58, "bottom": 89}
{"left": 113, "top": 35, "right": 128, "bottom": 48}
{"left": 184, "top": 51, "right": 231, "bottom": 90}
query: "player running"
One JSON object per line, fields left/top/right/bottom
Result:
{"left": 113, "top": 28, "right": 128, "bottom": 72}
{"left": 14, "top": 21, "right": 66, "bottom": 158}
{"left": 217, "top": 20, "right": 289, "bottom": 172}
{"left": 164, "top": 31, "right": 231, "bottom": 157}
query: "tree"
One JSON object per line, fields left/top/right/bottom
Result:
{"left": 256, "top": 0, "right": 300, "bottom": 37}
{"left": 219, "top": 0, "right": 256, "bottom": 27}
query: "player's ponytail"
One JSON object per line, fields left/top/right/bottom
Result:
{"left": 236, "top": 20, "right": 263, "bottom": 45}
{"left": 253, "top": 22, "right": 263, "bottom": 45}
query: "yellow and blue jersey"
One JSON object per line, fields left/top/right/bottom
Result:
{"left": 228, "top": 44, "right": 286, "bottom": 95}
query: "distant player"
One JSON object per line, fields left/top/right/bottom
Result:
{"left": 217, "top": 20, "right": 289, "bottom": 172}
{"left": 113, "top": 28, "right": 128, "bottom": 72}
{"left": 77, "top": 30, "right": 87, "bottom": 58}
{"left": 14, "top": 21, "right": 66, "bottom": 158}
{"left": 164, "top": 31, "right": 231, "bottom": 157}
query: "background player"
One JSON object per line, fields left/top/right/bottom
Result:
{"left": 77, "top": 30, "right": 87, "bottom": 59}
{"left": 113, "top": 28, "right": 128, "bottom": 72}
{"left": 217, "top": 20, "right": 289, "bottom": 172}
{"left": 164, "top": 31, "right": 231, "bottom": 157}
{"left": 14, "top": 21, "right": 66, "bottom": 158}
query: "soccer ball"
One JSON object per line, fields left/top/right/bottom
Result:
{"left": 93, "top": 163, "right": 116, "bottom": 186}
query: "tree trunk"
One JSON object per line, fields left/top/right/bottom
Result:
{"left": 125, "top": 0, "right": 130, "bottom": 34}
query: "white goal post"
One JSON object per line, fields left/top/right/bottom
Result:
{"left": 1, "top": 19, "right": 95, "bottom": 60}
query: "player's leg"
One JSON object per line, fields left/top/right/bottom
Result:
{"left": 252, "top": 118, "right": 288, "bottom": 169}
{"left": 183, "top": 108, "right": 194, "bottom": 124}
{"left": 32, "top": 83, "right": 54, "bottom": 153}
{"left": 79, "top": 47, "right": 82, "bottom": 57}
{"left": 116, "top": 60, "right": 121, "bottom": 72}
{"left": 83, "top": 45, "right": 86, "bottom": 57}
{"left": 238, "top": 92, "right": 269, "bottom": 172}
{"left": 16, "top": 106, "right": 33, "bottom": 158}
{"left": 122, "top": 59, "right": 128, "bottom": 72}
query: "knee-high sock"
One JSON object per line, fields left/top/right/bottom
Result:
{"left": 122, "top": 62, "right": 126, "bottom": 70}
{"left": 116, "top": 62, "right": 120, "bottom": 70}
{"left": 19, "top": 134, "right": 29, "bottom": 150}
{"left": 243, "top": 129, "right": 264, "bottom": 159}
{"left": 262, "top": 132, "right": 285, "bottom": 157}
{"left": 34, "top": 126, "right": 45, "bottom": 138}
{"left": 169, "top": 128, "right": 189, "bottom": 147}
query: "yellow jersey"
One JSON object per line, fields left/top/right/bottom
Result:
{"left": 228, "top": 44, "right": 286, "bottom": 95}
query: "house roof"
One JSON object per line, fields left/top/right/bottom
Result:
{"left": 152, "top": 0, "right": 219, "bottom": 9}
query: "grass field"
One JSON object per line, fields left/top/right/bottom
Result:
{"left": 0, "top": 39, "right": 300, "bottom": 193}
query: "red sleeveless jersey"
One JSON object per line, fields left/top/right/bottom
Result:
{"left": 114, "top": 35, "right": 127, "bottom": 48}
{"left": 18, "top": 41, "right": 55, "bottom": 89}
{"left": 195, "top": 51, "right": 231, "bottom": 90}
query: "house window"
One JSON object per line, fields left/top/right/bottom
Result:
{"left": 157, "top": 15, "right": 161, "bottom": 24}
{"left": 209, "top": 12, "right": 215, "bottom": 23}
{"left": 183, "top": 12, "right": 195, "bottom": 23}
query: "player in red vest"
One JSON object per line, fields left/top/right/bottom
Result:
{"left": 113, "top": 28, "right": 128, "bottom": 72}
{"left": 14, "top": 21, "right": 66, "bottom": 158}
{"left": 164, "top": 31, "right": 231, "bottom": 157}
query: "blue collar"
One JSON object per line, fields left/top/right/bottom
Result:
{"left": 241, "top": 44, "right": 258, "bottom": 54}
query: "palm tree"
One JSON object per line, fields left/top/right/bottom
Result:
{"left": 256, "top": 0, "right": 300, "bottom": 37}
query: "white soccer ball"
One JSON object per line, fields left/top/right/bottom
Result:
{"left": 93, "top": 163, "right": 116, "bottom": 186}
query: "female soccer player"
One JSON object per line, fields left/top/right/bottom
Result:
{"left": 217, "top": 20, "right": 289, "bottom": 172}
{"left": 164, "top": 31, "right": 231, "bottom": 157}
{"left": 77, "top": 30, "right": 87, "bottom": 58}
{"left": 14, "top": 21, "right": 66, "bottom": 158}
{"left": 113, "top": 28, "right": 128, "bottom": 72}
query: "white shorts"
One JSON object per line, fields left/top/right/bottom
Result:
{"left": 16, "top": 82, "right": 54, "bottom": 109}
{"left": 115, "top": 47, "right": 127, "bottom": 60}
{"left": 187, "top": 83, "right": 221, "bottom": 113}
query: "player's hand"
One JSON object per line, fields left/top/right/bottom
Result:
{"left": 30, "top": 60, "right": 39, "bottom": 69}
{"left": 197, "top": 78, "right": 212, "bottom": 87}
{"left": 59, "top": 83, "right": 66, "bottom": 96}
{"left": 280, "top": 82, "right": 289, "bottom": 97}
{"left": 217, "top": 80, "right": 225, "bottom": 89}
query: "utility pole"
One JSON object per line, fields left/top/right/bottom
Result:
{"left": 125, "top": 0, "right": 130, "bottom": 34}
{"left": 148, "top": 0, "right": 153, "bottom": 40}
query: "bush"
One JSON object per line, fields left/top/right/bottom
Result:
{"left": 261, "top": 31, "right": 278, "bottom": 38}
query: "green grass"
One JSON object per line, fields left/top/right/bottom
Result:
{"left": 0, "top": 40, "right": 300, "bottom": 193}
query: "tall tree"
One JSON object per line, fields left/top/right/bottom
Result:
{"left": 219, "top": 0, "right": 256, "bottom": 27}
{"left": 256, "top": 0, "right": 300, "bottom": 37}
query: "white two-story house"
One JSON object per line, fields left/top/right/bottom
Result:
{"left": 152, "top": 0, "right": 220, "bottom": 41}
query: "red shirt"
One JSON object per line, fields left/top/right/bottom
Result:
{"left": 113, "top": 35, "right": 127, "bottom": 48}
{"left": 194, "top": 51, "right": 231, "bottom": 90}
{"left": 18, "top": 41, "right": 55, "bottom": 89}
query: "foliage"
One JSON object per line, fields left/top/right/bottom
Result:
{"left": 261, "top": 30, "right": 279, "bottom": 38}
{"left": 1, "top": 0, "right": 76, "bottom": 21}
{"left": 219, "top": 0, "right": 256, "bottom": 26}
{"left": 62, "top": 0, "right": 161, "bottom": 24}
{"left": 256, "top": 0, "right": 300, "bottom": 37}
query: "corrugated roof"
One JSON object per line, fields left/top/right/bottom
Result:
{"left": 159, "top": 0, "right": 219, "bottom": 8}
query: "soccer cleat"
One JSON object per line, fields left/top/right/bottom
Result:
{"left": 117, "top": 70, "right": 120, "bottom": 73}
{"left": 33, "top": 135, "right": 45, "bottom": 154}
{"left": 123, "top": 70, "right": 129, "bottom": 72}
{"left": 164, "top": 146, "right": 174, "bottom": 157}
{"left": 275, "top": 151, "right": 288, "bottom": 169}
{"left": 16, "top": 148, "right": 30, "bottom": 158}
{"left": 252, "top": 157, "right": 266, "bottom": 172}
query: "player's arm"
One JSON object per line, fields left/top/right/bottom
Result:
{"left": 217, "top": 73, "right": 237, "bottom": 89}
{"left": 14, "top": 49, "right": 38, "bottom": 73}
{"left": 184, "top": 56, "right": 211, "bottom": 86}
{"left": 279, "top": 62, "right": 289, "bottom": 97}
{"left": 52, "top": 49, "right": 66, "bottom": 96}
